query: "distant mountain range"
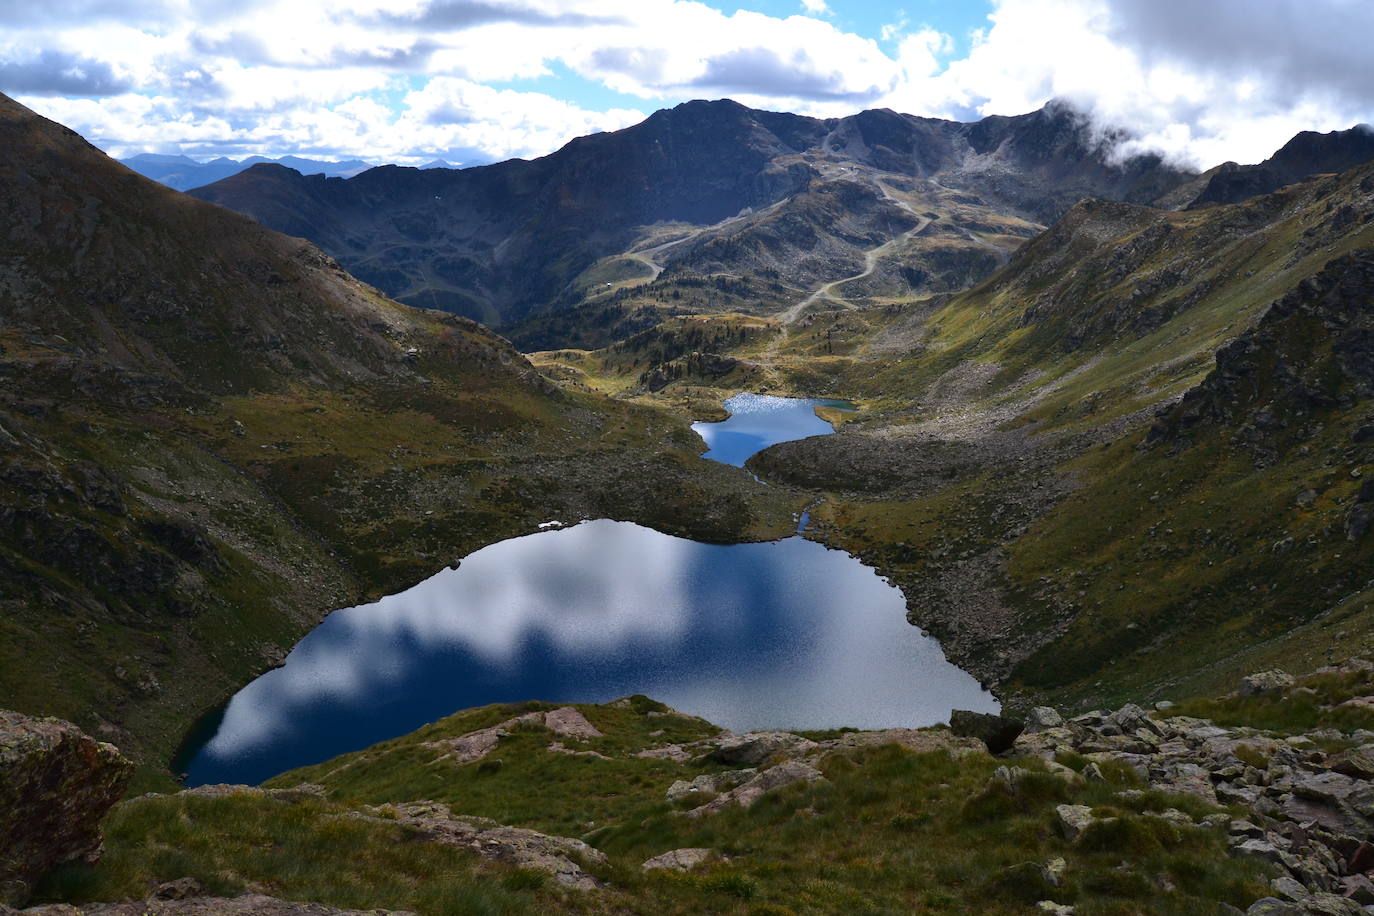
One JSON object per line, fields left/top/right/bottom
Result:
{"left": 188, "top": 99, "right": 1203, "bottom": 341}
{"left": 119, "top": 152, "right": 374, "bottom": 191}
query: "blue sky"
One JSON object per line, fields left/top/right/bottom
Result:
{"left": 494, "top": 1, "right": 992, "bottom": 115}
{"left": 2, "top": 0, "right": 1371, "bottom": 169}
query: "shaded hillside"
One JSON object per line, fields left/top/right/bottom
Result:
{"left": 0, "top": 94, "right": 796, "bottom": 772}
{"left": 1189, "top": 124, "right": 1374, "bottom": 208}
{"left": 189, "top": 99, "right": 1193, "bottom": 342}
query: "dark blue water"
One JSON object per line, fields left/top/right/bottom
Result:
{"left": 178, "top": 520, "right": 996, "bottom": 786}
{"left": 692, "top": 393, "right": 853, "bottom": 466}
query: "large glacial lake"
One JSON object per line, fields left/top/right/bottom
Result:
{"left": 177, "top": 395, "right": 996, "bottom": 786}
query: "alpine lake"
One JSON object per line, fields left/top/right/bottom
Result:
{"left": 177, "top": 392, "right": 998, "bottom": 785}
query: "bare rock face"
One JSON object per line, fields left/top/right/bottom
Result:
{"left": 0, "top": 710, "right": 133, "bottom": 905}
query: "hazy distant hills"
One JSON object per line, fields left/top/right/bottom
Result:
{"left": 187, "top": 99, "right": 1201, "bottom": 341}
{"left": 120, "top": 152, "right": 373, "bottom": 191}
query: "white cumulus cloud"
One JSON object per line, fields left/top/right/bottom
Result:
{"left": 2, "top": 0, "right": 1372, "bottom": 168}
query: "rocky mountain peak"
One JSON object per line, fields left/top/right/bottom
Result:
{"left": 1190, "top": 123, "right": 1374, "bottom": 208}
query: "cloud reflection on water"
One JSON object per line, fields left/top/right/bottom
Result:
{"left": 189, "top": 519, "right": 997, "bottom": 786}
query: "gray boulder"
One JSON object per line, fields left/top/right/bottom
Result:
{"left": 1024, "top": 707, "right": 1065, "bottom": 733}
{"left": 1101, "top": 704, "right": 1161, "bottom": 736}
{"left": 704, "top": 732, "right": 816, "bottom": 767}
{"left": 1239, "top": 670, "right": 1296, "bottom": 696}
{"left": 666, "top": 769, "right": 755, "bottom": 803}
{"left": 1328, "top": 745, "right": 1374, "bottom": 779}
{"left": 1054, "top": 804, "right": 1096, "bottom": 841}
{"left": 641, "top": 848, "right": 714, "bottom": 872}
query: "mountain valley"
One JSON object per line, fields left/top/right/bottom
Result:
{"left": 3, "top": 85, "right": 1374, "bottom": 915}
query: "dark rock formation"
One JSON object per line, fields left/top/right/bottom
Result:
{"left": 0, "top": 711, "right": 133, "bottom": 905}
{"left": 1189, "top": 125, "right": 1374, "bottom": 208}
{"left": 949, "top": 709, "right": 1025, "bottom": 754}
{"left": 1148, "top": 249, "right": 1374, "bottom": 457}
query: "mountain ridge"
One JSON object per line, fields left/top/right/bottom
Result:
{"left": 120, "top": 152, "right": 373, "bottom": 191}
{"left": 1189, "top": 124, "right": 1374, "bottom": 209}
{"left": 187, "top": 98, "right": 1199, "bottom": 341}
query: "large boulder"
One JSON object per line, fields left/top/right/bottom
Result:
{"left": 1239, "top": 670, "right": 1296, "bottom": 696}
{"left": 1, "top": 710, "right": 133, "bottom": 905}
{"left": 1024, "top": 707, "right": 1065, "bottom": 733}
{"left": 1100, "top": 704, "right": 1161, "bottom": 737}
{"left": 666, "top": 769, "right": 755, "bottom": 804}
{"left": 704, "top": 731, "right": 817, "bottom": 767}
{"left": 949, "top": 710, "right": 1024, "bottom": 754}
{"left": 641, "top": 848, "right": 715, "bottom": 872}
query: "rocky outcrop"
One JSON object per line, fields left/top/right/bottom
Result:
{"left": 425, "top": 707, "right": 603, "bottom": 765}
{"left": 685, "top": 760, "right": 826, "bottom": 817}
{"left": 703, "top": 731, "right": 817, "bottom": 767}
{"left": 346, "top": 802, "right": 606, "bottom": 890}
{"left": 0, "top": 711, "right": 133, "bottom": 905}
{"left": 950, "top": 710, "right": 1025, "bottom": 754}
{"left": 1149, "top": 250, "right": 1374, "bottom": 464}
{"left": 5, "top": 894, "right": 412, "bottom": 914}
{"left": 1015, "top": 664, "right": 1374, "bottom": 912}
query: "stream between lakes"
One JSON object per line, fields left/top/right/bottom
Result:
{"left": 177, "top": 393, "right": 997, "bottom": 786}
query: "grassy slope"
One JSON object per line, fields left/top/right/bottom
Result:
{"left": 38, "top": 698, "right": 1269, "bottom": 915}
{"left": 839, "top": 169, "right": 1374, "bottom": 708}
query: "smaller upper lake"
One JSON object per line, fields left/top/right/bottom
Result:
{"left": 691, "top": 392, "right": 853, "bottom": 466}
